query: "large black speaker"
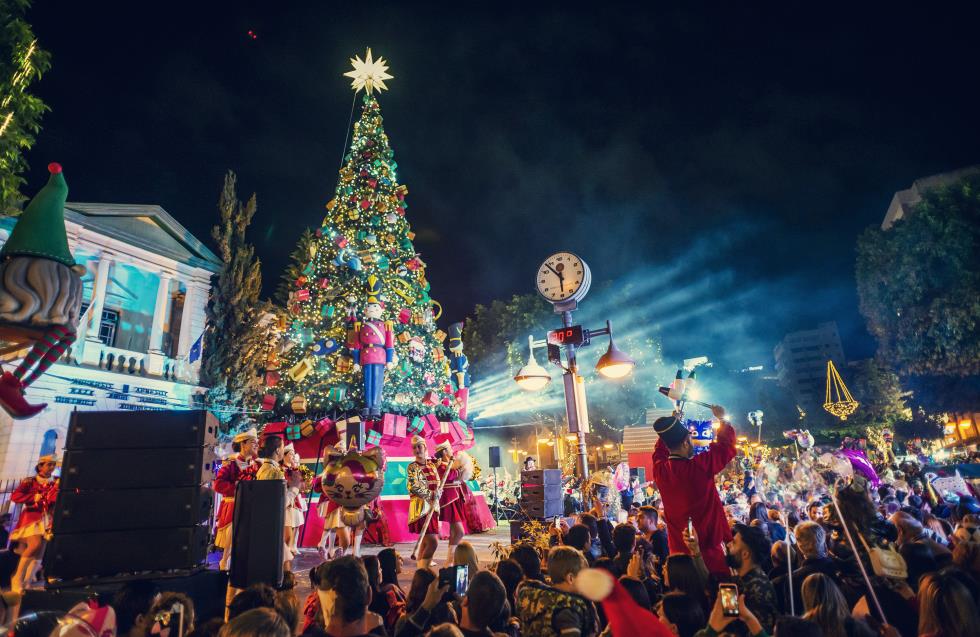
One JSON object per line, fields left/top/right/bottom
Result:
{"left": 52, "top": 486, "right": 213, "bottom": 534}
{"left": 520, "top": 469, "right": 563, "bottom": 519}
{"left": 47, "top": 409, "right": 216, "bottom": 585}
{"left": 44, "top": 526, "right": 210, "bottom": 580}
{"left": 489, "top": 446, "right": 501, "bottom": 468}
{"left": 66, "top": 410, "right": 218, "bottom": 449}
{"left": 230, "top": 480, "right": 284, "bottom": 589}
{"left": 60, "top": 447, "right": 215, "bottom": 490}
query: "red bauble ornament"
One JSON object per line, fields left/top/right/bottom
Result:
{"left": 368, "top": 178, "right": 378, "bottom": 188}
{"left": 360, "top": 200, "right": 370, "bottom": 210}
{"left": 360, "top": 169, "right": 369, "bottom": 177}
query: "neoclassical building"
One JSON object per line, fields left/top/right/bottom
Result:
{"left": 0, "top": 202, "right": 221, "bottom": 479}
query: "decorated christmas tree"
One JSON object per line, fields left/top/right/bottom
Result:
{"left": 271, "top": 49, "right": 459, "bottom": 420}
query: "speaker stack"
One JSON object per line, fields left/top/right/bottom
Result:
{"left": 519, "top": 469, "right": 563, "bottom": 519}
{"left": 44, "top": 410, "right": 218, "bottom": 585}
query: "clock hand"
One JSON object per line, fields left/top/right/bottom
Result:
{"left": 545, "top": 263, "right": 560, "bottom": 277}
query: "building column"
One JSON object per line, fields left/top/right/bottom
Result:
{"left": 149, "top": 270, "right": 174, "bottom": 354}
{"left": 83, "top": 252, "right": 114, "bottom": 345}
{"left": 177, "top": 282, "right": 196, "bottom": 358}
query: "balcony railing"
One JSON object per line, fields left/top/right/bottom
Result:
{"left": 69, "top": 342, "right": 198, "bottom": 384}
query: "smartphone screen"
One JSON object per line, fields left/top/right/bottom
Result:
{"left": 455, "top": 565, "right": 469, "bottom": 597}
{"left": 719, "top": 583, "right": 739, "bottom": 617}
{"left": 440, "top": 565, "right": 470, "bottom": 597}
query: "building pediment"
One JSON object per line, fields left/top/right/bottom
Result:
{"left": 64, "top": 203, "right": 222, "bottom": 272}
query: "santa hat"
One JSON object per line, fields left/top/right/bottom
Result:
{"left": 575, "top": 568, "right": 672, "bottom": 637}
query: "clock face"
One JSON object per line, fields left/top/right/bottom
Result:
{"left": 536, "top": 252, "right": 587, "bottom": 302}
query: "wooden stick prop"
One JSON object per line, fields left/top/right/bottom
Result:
{"left": 410, "top": 453, "right": 454, "bottom": 560}
{"left": 830, "top": 479, "right": 887, "bottom": 624}
{"left": 783, "top": 511, "right": 794, "bottom": 615}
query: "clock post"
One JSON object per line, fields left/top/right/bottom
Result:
{"left": 516, "top": 252, "right": 634, "bottom": 483}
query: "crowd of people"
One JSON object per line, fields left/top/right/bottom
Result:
{"left": 4, "top": 406, "right": 980, "bottom": 637}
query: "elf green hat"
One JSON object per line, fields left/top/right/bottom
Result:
{"left": 1, "top": 163, "right": 81, "bottom": 272}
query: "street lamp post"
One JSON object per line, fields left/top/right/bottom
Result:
{"left": 515, "top": 252, "right": 635, "bottom": 482}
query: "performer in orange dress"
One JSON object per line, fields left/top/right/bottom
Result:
{"left": 213, "top": 428, "right": 258, "bottom": 571}
{"left": 10, "top": 454, "right": 59, "bottom": 592}
{"left": 407, "top": 435, "right": 441, "bottom": 569}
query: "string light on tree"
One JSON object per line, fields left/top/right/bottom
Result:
{"left": 823, "top": 360, "right": 859, "bottom": 421}
{"left": 270, "top": 49, "right": 457, "bottom": 419}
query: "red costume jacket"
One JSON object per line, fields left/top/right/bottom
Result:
{"left": 11, "top": 476, "right": 58, "bottom": 535}
{"left": 652, "top": 421, "right": 736, "bottom": 576}
{"left": 213, "top": 455, "right": 256, "bottom": 528}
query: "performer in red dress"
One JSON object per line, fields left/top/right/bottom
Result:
{"left": 651, "top": 405, "right": 736, "bottom": 577}
{"left": 10, "top": 454, "right": 59, "bottom": 592}
{"left": 434, "top": 440, "right": 468, "bottom": 565}
{"left": 213, "top": 427, "right": 258, "bottom": 571}
{"left": 407, "top": 435, "right": 441, "bottom": 569}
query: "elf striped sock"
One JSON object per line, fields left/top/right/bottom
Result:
{"left": 19, "top": 326, "right": 75, "bottom": 387}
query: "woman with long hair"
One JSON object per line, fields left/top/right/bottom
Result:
{"left": 663, "top": 555, "right": 708, "bottom": 616}
{"left": 801, "top": 573, "right": 875, "bottom": 637}
{"left": 377, "top": 548, "right": 407, "bottom": 631}
{"left": 282, "top": 444, "right": 307, "bottom": 563}
{"left": 918, "top": 569, "right": 980, "bottom": 637}
{"left": 453, "top": 542, "right": 481, "bottom": 586}
{"left": 494, "top": 559, "right": 524, "bottom": 619}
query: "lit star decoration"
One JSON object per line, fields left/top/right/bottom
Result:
{"left": 343, "top": 48, "right": 393, "bottom": 95}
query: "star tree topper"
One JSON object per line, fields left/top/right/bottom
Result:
{"left": 343, "top": 47, "right": 393, "bottom": 94}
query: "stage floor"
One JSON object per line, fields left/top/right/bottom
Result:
{"left": 289, "top": 521, "right": 508, "bottom": 601}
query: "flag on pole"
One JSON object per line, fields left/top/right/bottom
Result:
{"left": 188, "top": 332, "right": 204, "bottom": 363}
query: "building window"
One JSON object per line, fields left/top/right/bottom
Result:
{"left": 80, "top": 304, "right": 120, "bottom": 346}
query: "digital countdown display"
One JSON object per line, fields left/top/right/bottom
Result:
{"left": 547, "top": 325, "right": 585, "bottom": 347}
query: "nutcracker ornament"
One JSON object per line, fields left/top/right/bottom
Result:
{"left": 447, "top": 321, "right": 470, "bottom": 419}
{"left": 349, "top": 275, "right": 394, "bottom": 418}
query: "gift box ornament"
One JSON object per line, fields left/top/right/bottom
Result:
{"left": 408, "top": 415, "right": 425, "bottom": 435}
{"left": 264, "top": 371, "right": 280, "bottom": 388}
{"left": 397, "top": 331, "right": 411, "bottom": 344}
{"left": 290, "top": 395, "right": 308, "bottom": 414}
{"left": 261, "top": 393, "right": 276, "bottom": 411}
{"left": 432, "top": 348, "right": 445, "bottom": 362}
{"left": 336, "top": 356, "right": 354, "bottom": 373}
{"left": 422, "top": 390, "right": 439, "bottom": 406}
{"left": 285, "top": 423, "right": 302, "bottom": 440}
{"left": 287, "top": 358, "right": 314, "bottom": 382}
{"left": 299, "top": 419, "right": 316, "bottom": 437}
{"left": 422, "top": 413, "right": 440, "bottom": 435}
{"left": 295, "top": 288, "right": 310, "bottom": 302}
{"left": 327, "top": 385, "right": 348, "bottom": 401}
{"left": 380, "top": 413, "right": 408, "bottom": 443}
{"left": 398, "top": 308, "right": 412, "bottom": 324}
{"left": 366, "top": 427, "right": 382, "bottom": 446}
{"left": 315, "top": 417, "right": 334, "bottom": 436}
{"left": 433, "top": 329, "right": 447, "bottom": 343}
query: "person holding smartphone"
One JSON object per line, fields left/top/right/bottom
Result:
{"left": 651, "top": 405, "right": 737, "bottom": 578}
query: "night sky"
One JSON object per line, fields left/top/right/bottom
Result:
{"left": 22, "top": 2, "right": 980, "bottom": 368}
